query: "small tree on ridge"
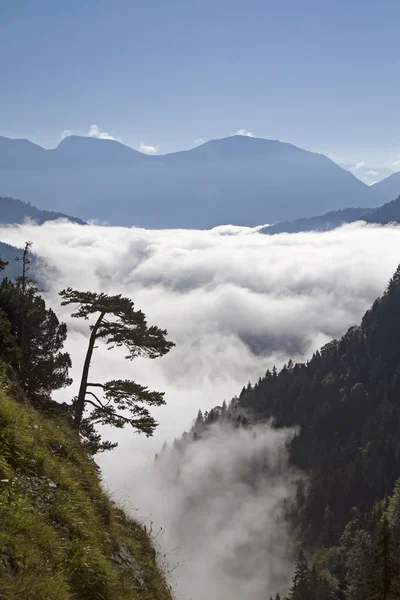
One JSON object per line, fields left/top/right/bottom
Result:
{"left": 59, "top": 288, "right": 175, "bottom": 446}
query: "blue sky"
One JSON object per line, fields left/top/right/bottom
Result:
{"left": 1, "top": 0, "right": 400, "bottom": 171}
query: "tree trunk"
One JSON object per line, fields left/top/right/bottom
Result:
{"left": 74, "top": 311, "right": 105, "bottom": 427}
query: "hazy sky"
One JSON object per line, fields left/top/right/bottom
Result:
{"left": 1, "top": 0, "right": 400, "bottom": 168}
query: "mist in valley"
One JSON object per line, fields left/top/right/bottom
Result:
{"left": 1, "top": 219, "right": 400, "bottom": 597}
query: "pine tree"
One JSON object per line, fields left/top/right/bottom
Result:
{"left": 320, "top": 505, "right": 338, "bottom": 547}
{"left": 0, "top": 276, "right": 71, "bottom": 402}
{"left": 288, "top": 551, "right": 312, "bottom": 600}
{"left": 59, "top": 288, "right": 175, "bottom": 447}
{"left": 195, "top": 409, "right": 204, "bottom": 426}
{"left": 345, "top": 529, "right": 372, "bottom": 600}
{"left": 0, "top": 309, "right": 19, "bottom": 364}
{"left": 387, "top": 478, "right": 400, "bottom": 545}
{"left": 367, "top": 516, "right": 400, "bottom": 600}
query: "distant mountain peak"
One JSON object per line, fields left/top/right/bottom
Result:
{"left": 0, "top": 132, "right": 386, "bottom": 227}
{"left": 160, "top": 134, "right": 306, "bottom": 162}
{"left": 56, "top": 134, "right": 127, "bottom": 149}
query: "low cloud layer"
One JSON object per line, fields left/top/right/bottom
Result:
{"left": 1, "top": 220, "right": 400, "bottom": 456}
{"left": 2, "top": 219, "right": 400, "bottom": 598}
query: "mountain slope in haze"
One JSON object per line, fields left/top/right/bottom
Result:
{"left": 0, "top": 135, "right": 384, "bottom": 228}
{"left": 262, "top": 207, "right": 374, "bottom": 234}
{"left": 372, "top": 170, "right": 400, "bottom": 201}
{"left": 0, "top": 196, "right": 85, "bottom": 225}
{"left": 0, "top": 197, "right": 84, "bottom": 282}
{"left": 262, "top": 195, "right": 400, "bottom": 235}
{"left": 0, "top": 135, "right": 150, "bottom": 170}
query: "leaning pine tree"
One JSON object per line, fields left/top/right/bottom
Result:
{"left": 59, "top": 288, "right": 175, "bottom": 451}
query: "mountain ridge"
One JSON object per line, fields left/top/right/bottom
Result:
{"left": 261, "top": 195, "right": 400, "bottom": 235}
{"left": 0, "top": 134, "right": 385, "bottom": 228}
{"left": 372, "top": 170, "right": 400, "bottom": 200}
{"left": 0, "top": 196, "right": 85, "bottom": 225}
{"left": 0, "top": 134, "right": 331, "bottom": 167}
{"left": 0, "top": 197, "right": 85, "bottom": 281}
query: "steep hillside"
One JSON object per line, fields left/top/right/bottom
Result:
{"left": 0, "top": 380, "right": 172, "bottom": 600}
{"left": 0, "top": 135, "right": 383, "bottom": 228}
{"left": 212, "top": 264, "right": 400, "bottom": 538}
{"left": 372, "top": 171, "right": 400, "bottom": 200}
{"left": 187, "top": 264, "right": 400, "bottom": 598}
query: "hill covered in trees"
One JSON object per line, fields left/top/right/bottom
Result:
{"left": 180, "top": 263, "right": 400, "bottom": 599}
{"left": 0, "top": 197, "right": 85, "bottom": 282}
{"left": 262, "top": 195, "right": 400, "bottom": 235}
{"left": 0, "top": 196, "right": 85, "bottom": 226}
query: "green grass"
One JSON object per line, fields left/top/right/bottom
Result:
{"left": 0, "top": 379, "right": 173, "bottom": 600}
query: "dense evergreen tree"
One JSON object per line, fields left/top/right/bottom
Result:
{"left": 59, "top": 288, "right": 175, "bottom": 448}
{"left": 0, "top": 245, "right": 71, "bottom": 402}
{"left": 0, "top": 309, "right": 19, "bottom": 365}
{"left": 0, "top": 279, "right": 72, "bottom": 401}
{"left": 0, "top": 259, "right": 18, "bottom": 363}
{"left": 288, "top": 551, "right": 311, "bottom": 600}
{"left": 345, "top": 529, "right": 372, "bottom": 600}
{"left": 387, "top": 478, "right": 400, "bottom": 546}
{"left": 367, "top": 516, "right": 400, "bottom": 600}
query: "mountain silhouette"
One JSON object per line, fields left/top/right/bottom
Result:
{"left": 0, "top": 135, "right": 384, "bottom": 228}
{"left": 372, "top": 170, "right": 400, "bottom": 201}
{"left": 261, "top": 195, "right": 400, "bottom": 235}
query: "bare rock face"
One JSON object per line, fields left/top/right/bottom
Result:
{"left": 112, "top": 543, "right": 148, "bottom": 591}
{"left": 15, "top": 475, "right": 58, "bottom": 513}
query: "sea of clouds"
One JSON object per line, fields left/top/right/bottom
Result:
{"left": 1, "top": 219, "right": 400, "bottom": 598}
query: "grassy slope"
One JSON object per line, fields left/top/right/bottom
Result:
{"left": 0, "top": 377, "right": 173, "bottom": 600}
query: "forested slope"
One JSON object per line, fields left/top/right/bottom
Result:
{"left": 262, "top": 195, "right": 400, "bottom": 235}
{"left": 0, "top": 196, "right": 85, "bottom": 225}
{"left": 190, "top": 264, "right": 400, "bottom": 599}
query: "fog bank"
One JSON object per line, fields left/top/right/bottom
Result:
{"left": 107, "top": 422, "right": 299, "bottom": 600}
